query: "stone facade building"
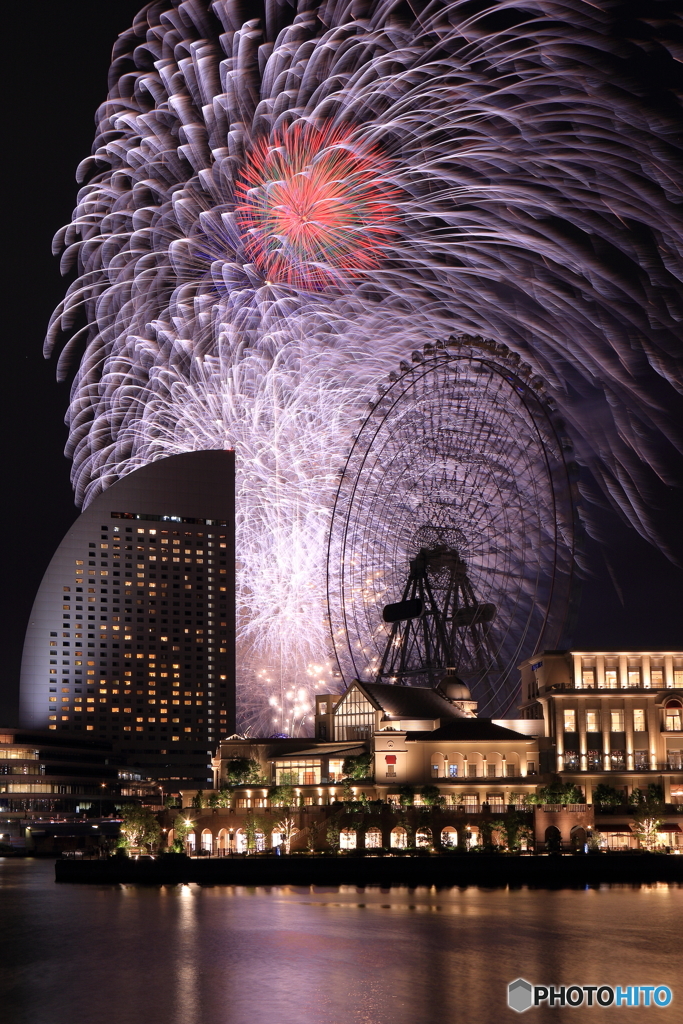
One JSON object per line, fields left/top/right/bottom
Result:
{"left": 172, "top": 654, "right": 683, "bottom": 855}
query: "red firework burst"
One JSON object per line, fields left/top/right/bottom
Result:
{"left": 234, "top": 122, "right": 399, "bottom": 291}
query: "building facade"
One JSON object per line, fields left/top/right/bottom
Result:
{"left": 518, "top": 650, "right": 683, "bottom": 803}
{"left": 174, "top": 656, "right": 683, "bottom": 854}
{"left": 0, "top": 726, "right": 160, "bottom": 851}
{"left": 19, "top": 451, "right": 236, "bottom": 788}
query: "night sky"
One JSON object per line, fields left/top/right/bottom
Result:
{"left": 1, "top": 2, "right": 682, "bottom": 727}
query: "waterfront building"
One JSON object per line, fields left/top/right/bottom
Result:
{"left": 19, "top": 451, "right": 236, "bottom": 788}
{"left": 172, "top": 655, "right": 683, "bottom": 855}
{"left": 0, "top": 725, "right": 160, "bottom": 850}
{"left": 518, "top": 650, "right": 683, "bottom": 849}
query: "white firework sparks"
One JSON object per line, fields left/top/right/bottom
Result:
{"left": 48, "top": 0, "right": 683, "bottom": 729}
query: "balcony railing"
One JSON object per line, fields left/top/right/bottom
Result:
{"left": 561, "top": 763, "right": 683, "bottom": 773}
{"left": 541, "top": 804, "right": 587, "bottom": 812}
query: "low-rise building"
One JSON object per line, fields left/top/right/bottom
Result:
{"left": 518, "top": 650, "right": 683, "bottom": 849}
{"left": 0, "top": 727, "right": 161, "bottom": 850}
{"left": 173, "top": 655, "right": 683, "bottom": 855}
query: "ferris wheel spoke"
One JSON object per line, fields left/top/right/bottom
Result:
{"left": 328, "top": 341, "right": 576, "bottom": 715}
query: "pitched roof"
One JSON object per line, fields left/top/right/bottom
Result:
{"left": 357, "top": 681, "right": 467, "bottom": 720}
{"left": 267, "top": 743, "right": 367, "bottom": 760}
{"left": 406, "top": 719, "right": 532, "bottom": 741}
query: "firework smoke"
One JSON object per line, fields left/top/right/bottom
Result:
{"left": 48, "top": 0, "right": 683, "bottom": 730}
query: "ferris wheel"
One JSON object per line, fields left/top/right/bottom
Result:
{"left": 326, "top": 337, "right": 577, "bottom": 717}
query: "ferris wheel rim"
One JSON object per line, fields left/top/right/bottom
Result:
{"left": 326, "top": 337, "right": 577, "bottom": 713}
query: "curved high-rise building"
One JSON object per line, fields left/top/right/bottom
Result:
{"left": 20, "top": 451, "right": 235, "bottom": 787}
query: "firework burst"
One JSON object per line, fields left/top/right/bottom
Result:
{"left": 235, "top": 122, "right": 399, "bottom": 291}
{"left": 48, "top": 0, "right": 683, "bottom": 731}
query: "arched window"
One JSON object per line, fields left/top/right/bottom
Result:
{"left": 390, "top": 826, "right": 407, "bottom": 849}
{"left": 545, "top": 825, "right": 562, "bottom": 853}
{"left": 340, "top": 828, "right": 357, "bottom": 850}
{"left": 200, "top": 829, "right": 213, "bottom": 853}
{"left": 441, "top": 826, "right": 457, "bottom": 848}
{"left": 365, "top": 827, "right": 382, "bottom": 849}
{"left": 271, "top": 829, "right": 283, "bottom": 848}
{"left": 217, "top": 828, "right": 230, "bottom": 853}
{"left": 416, "top": 827, "right": 432, "bottom": 848}
{"left": 186, "top": 832, "right": 196, "bottom": 852}
{"left": 665, "top": 700, "right": 682, "bottom": 732}
{"left": 235, "top": 829, "right": 248, "bottom": 853}
{"left": 430, "top": 752, "right": 446, "bottom": 779}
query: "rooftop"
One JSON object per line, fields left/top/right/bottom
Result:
{"left": 359, "top": 682, "right": 467, "bottom": 720}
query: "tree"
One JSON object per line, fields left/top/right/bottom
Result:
{"left": 270, "top": 771, "right": 297, "bottom": 808}
{"left": 217, "top": 786, "right": 231, "bottom": 809}
{"left": 326, "top": 817, "right": 341, "bottom": 851}
{"left": 419, "top": 785, "right": 444, "bottom": 807}
{"left": 398, "top": 785, "right": 414, "bottom": 807}
{"left": 172, "top": 814, "right": 194, "bottom": 852}
{"left": 593, "top": 783, "right": 623, "bottom": 809}
{"left": 502, "top": 812, "right": 527, "bottom": 851}
{"left": 119, "top": 804, "right": 161, "bottom": 852}
{"left": 306, "top": 820, "right": 323, "bottom": 852}
{"left": 164, "top": 794, "right": 178, "bottom": 809}
{"left": 274, "top": 816, "right": 299, "bottom": 854}
{"left": 630, "top": 785, "right": 664, "bottom": 851}
{"left": 342, "top": 753, "right": 373, "bottom": 780}
{"left": 538, "top": 781, "right": 584, "bottom": 805}
{"left": 207, "top": 792, "right": 220, "bottom": 810}
{"left": 191, "top": 789, "right": 206, "bottom": 810}
{"left": 242, "top": 811, "right": 267, "bottom": 853}
{"left": 225, "top": 758, "right": 264, "bottom": 785}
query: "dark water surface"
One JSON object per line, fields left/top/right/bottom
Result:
{"left": 0, "top": 858, "right": 680, "bottom": 1024}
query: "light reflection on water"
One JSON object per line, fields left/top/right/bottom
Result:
{"left": 0, "top": 860, "right": 680, "bottom": 1024}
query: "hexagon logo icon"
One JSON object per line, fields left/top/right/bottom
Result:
{"left": 508, "top": 978, "right": 533, "bottom": 1013}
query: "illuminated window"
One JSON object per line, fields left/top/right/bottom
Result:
{"left": 563, "top": 710, "right": 576, "bottom": 732}
{"left": 626, "top": 670, "right": 640, "bottom": 688}
{"left": 665, "top": 703, "right": 682, "bottom": 732}
{"left": 274, "top": 759, "right": 321, "bottom": 785}
{"left": 586, "top": 710, "right": 600, "bottom": 732}
{"left": 581, "top": 669, "right": 595, "bottom": 689}
{"left": 604, "top": 670, "right": 618, "bottom": 690}
{"left": 633, "top": 709, "right": 646, "bottom": 732}
{"left": 650, "top": 669, "right": 664, "bottom": 688}
{"left": 610, "top": 710, "right": 624, "bottom": 732}
{"left": 333, "top": 687, "right": 375, "bottom": 741}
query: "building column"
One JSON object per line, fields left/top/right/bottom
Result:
{"left": 579, "top": 709, "right": 587, "bottom": 771}
{"left": 601, "top": 698, "right": 611, "bottom": 771}
{"left": 664, "top": 655, "right": 674, "bottom": 689}
{"left": 596, "top": 656, "right": 605, "bottom": 691}
{"left": 573, "top": 654, "right": 582, "bottom": 689}
{"left": 642, "top": 655, "right": 651, "bottom": 690}
{"left": 625, "top": 709, "right": 634, "bottom": 770}
{"left": 647, "top": 703, "right": 659, "bottom": 769}
{"left": 619, "top": 654, "right": 628, "bottom": 689}
{"left": 555, "top": 703, "right": 564, "bottom": 771}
